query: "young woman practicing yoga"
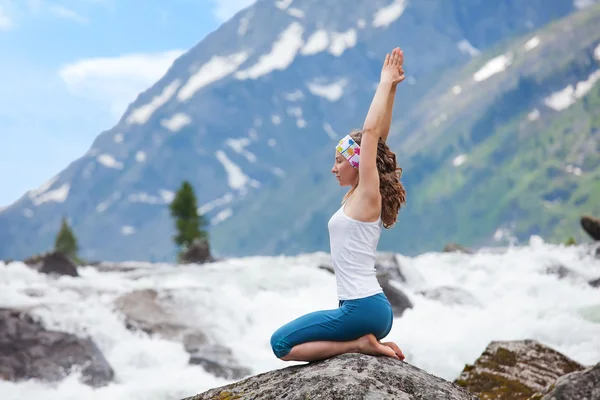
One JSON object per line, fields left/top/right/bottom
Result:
{"left": 270, "top": 47, "right": 407, "bottom": 362}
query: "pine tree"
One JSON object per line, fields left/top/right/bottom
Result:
{"left": 169, "top": 181, "right": 208, "bottom": 250}
{"left": 54, "top": 217, "right": 78, "bottom": 259}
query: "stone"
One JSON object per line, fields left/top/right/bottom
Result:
{"left": 115, "top": 289, "right": 251, "bottom": 379}
{"left": 188, "top": 344, "right": 252, "bottom": 380}
{"left": 180, "top": 238, "right": 214, "bottom": 264}
{"left": 181, "top": 353, "right": 478, "bottom": 400}
{"left": 418, "top": 286, "right": 481, "bottom": 307}
{"left": 538, "top": 361, "right": 600, "bottom": 399}
{"left": 0, "top": 308, "right": 114, "bottom": 387}
{"left": 454, "top": 339, "right": 585, "bottom": 400}
{"left": 581, "top": 215, "right": 600, "bottom": 241}
{"left": 444, "top": 243, "right": 474, "bottom": 254}
{"left": 24, "top": 251, "right": 79, "bottom": 277}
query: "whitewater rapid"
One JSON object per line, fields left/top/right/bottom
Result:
{"left": 1, "top": 239, "right": 600, "bottom": 400}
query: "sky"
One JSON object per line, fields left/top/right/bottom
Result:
{"left": 0, "top": 0, "right": 255, "bottom": 207}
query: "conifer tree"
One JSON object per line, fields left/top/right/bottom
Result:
{"left": 54, "top": 217, "right": 78, "bottom": 259}
{"left": 169, "top": 181, "right": 208, "bottom": 251}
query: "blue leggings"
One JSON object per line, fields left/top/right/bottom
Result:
{"left": 270, "top": 292, "right": 394, "bottom": 358}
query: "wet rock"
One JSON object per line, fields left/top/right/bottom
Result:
{"left": 180, "top": 238, "right": 214, "bottom": 264}
{"left": 444, "top": 242, "right": 474, "bottom": 254}
{"left": 188, "top": 343, "right": 252, "bottom": 380}
{"left": 454, "top": 339, "right": 585, "bottom": 400}
{"left": 581, "top": 215, "right": 600, "bottom": 241}
{"left": 537, "top": 361, "right": 600, "bottom": 399}
{"left": 588, "top": 277, "right": 600, "bottom": 288}
{"left": 24, "top": 251, "right": 78, "bottom": 277}
{"left": 0, "top": 308, "right": 114, "bottom": 387}
{"left": 181, "top": 353, "right": 477, "bottom": 400}
{"left": 115, "top": 289, "right": 251, "bottom": 379}
{"left": 418, "top": 286, "right": 481, "bottom": 307}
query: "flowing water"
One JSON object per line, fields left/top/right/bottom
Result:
{"left": 1, "top": 238, "right": 599, "bottom": 399}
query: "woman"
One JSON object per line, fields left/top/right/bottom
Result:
{"left": 270, "top": 47, "right": 407, "bottom": 362}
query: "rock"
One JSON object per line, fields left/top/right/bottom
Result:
{"left": 188, "top": 344, "right": 252, "bottom": 380}
{"left": 444, "top": 243, "right": 474, "bottom": 254}
{"left": 318, "top": 253, "right": 413, "bottom": 317}
{"left": 115, "top": 289, "right": 251, "bottom": 379}
{"left": 581, "top": 215, "right": 600, "bottom": 241}
{"left": 537, "top": 361, "right": 600, "bottom": 399}
{"left": 0, "top": 308, "right": 114, "bottom": 387}
{"left": 115, "top": 289, "right": 190, "bottom": 339}
{"left": 23, "top": 251, "right": 79, "bottom": 277}
{"left": 588, "top": 277, "right": 600, "bottom": 288}
{"left": 418, "top": 286, "right": 481, "bottom": 307}
{"left": 454, "top": 339, "right": 585, "bottom": 400}
{"left": 181, "top": 353, "right": 477, "bottom": 400}
{"left": 180, "top": 238, "right": 214, "bottom": 264}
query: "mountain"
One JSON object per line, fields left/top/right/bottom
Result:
{"left": 0, "top": 0, "right": 598, "bottom": 262}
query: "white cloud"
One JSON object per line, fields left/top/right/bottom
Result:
{"left": 58, "top": 50, "right": 185, "bottom": 118}
{"left": 210, "top": 0, "right": 256, "bottom": 22}
{"left": 48, "top": 5, "right": 88, "bottom": 24}
{"left": 0, "top": 5, "right": 13, "bottom": 30}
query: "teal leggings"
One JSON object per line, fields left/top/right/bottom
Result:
{"left": 270, "top": 292, "right": 394, "bottom": 358}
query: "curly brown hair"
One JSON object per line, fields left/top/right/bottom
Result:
{"left": 342, "top": 129, "right": 407, "bottom": 228}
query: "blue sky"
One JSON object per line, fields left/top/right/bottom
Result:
{"left": 0, "top": 0, "right": 255, "bottom": 206}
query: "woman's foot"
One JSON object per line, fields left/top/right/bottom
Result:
{"left": 356, "top": 334, "right": 399, "bottom": 359}
{"left": 380, "top": 341, "right": 405, "bottom": 360}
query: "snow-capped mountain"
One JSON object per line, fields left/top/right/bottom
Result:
{"left": 0, "top": 0, "right": 595, "bottom": 262}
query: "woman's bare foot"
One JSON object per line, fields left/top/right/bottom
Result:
{"left": 381, "top": 341, "right": 405, "bottom": 360}
{"left": 356, "top": 334, "right": 399, "bottom": 359}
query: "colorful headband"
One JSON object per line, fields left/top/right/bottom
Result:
{"left": 336, "top": 135, "right": 360, "bottom": 169}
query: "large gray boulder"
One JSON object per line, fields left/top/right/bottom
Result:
{"left": 0, "top": 308, "right": 114, "bottom": 387}
{"left": 454, "top": 339, "right": 585, "bottom": 400}
{"left": 181, "top": 353, "right": 477, "bottom": 400}
{"left": 539, "top": 361, "right": 600, "bottom": 399}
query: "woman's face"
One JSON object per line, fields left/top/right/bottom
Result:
{"left": 331, "top": 151, "right": 359, "bottom": 187}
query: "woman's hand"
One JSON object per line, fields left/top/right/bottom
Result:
{"left": 380, "top": 47, "right": 405, "bottom": 86}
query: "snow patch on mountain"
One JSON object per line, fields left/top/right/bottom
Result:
{"left": 236, "top": 23, "right": 304, "bottom": 80}
{"left": 127, "top": 80, "right": 181, "bottom": 124}
{"left": 373, "top": 0, "right": 407, "bottom": 28}
{"left": 199, "top": 193, "right": 234, "bottom": 215}
{"left": 215, "top": 150, "right": 251, "bottom": 191}
{"left": 97, "top": 154, "right": 124, "bottom": 170}
{"left": 211, "top": 208, "right": 233, "bottom": 225}
{"left": 31, "top": 184, "right": 70, "bottom": 206}
{"left": 178, "top": 53, "right": 249, "bottom": 101}
{"left": 473, "top": 53, "right": 513, "bottom": 82}
{"left": 275, "top": 0, "right": 293, "bottom": 10}
{"left": 544, "top": 69, "right": 600, "bottom": 111}
{"left": 524, "top": 36, "right": 540, "bottom": 51}
{"left": 307, "top": 78, "right": 348, "bottom": 101}
{"left": 329, "top": 30, "right": 357, "bottom": 57}
{"left": 226, "top": 138, "right": 257, "bottom": 163}
{"left": 161, "top": 113, "right": 192, "bottom": 132}
{"left": 301, "top": 30, "right": 328, "bottom": 55}
{"left": 457, "top": 39, "right": 480, "bottom": 57}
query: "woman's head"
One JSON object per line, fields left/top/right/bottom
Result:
{"left": 331, "top": 129, "right": 407, "bottom": 228}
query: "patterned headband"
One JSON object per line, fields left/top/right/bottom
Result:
{"left": 336, "top": 135, "right": 360, "bottom": 169}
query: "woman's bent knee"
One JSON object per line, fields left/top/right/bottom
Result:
{"left": 270, "top": 330, "right": 292, "bottom": 359}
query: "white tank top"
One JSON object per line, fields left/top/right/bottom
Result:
{"left": 327, "top": 201, "right": 383, "bottom": 300}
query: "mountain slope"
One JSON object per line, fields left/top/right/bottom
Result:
{"left": 211, "top": 3, "right": 600, "bottom": 257}
{"left": 0, "top": 0, "right": 594, "bottom": 261}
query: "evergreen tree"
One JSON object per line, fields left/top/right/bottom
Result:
{"left": 54, "top": 217, "right": 78, "bottom": 259}
{"left": 169, "top": 181, "right": 208, "bottom": 251}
